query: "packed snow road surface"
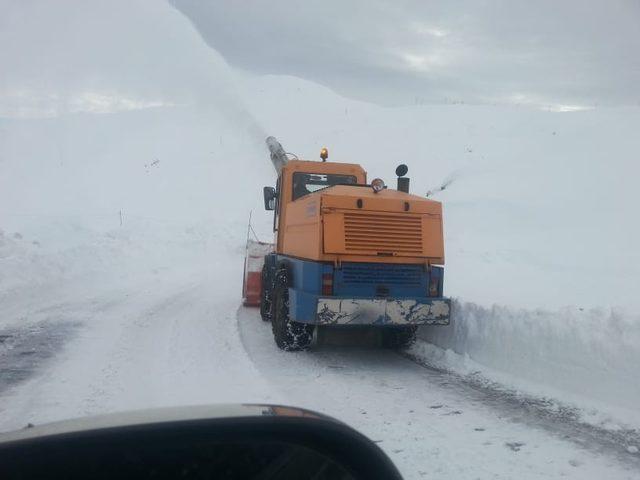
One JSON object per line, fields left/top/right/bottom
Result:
{"left": 238, "top": 307, "right": 640, "bottom": 479}
{"left": 0, "top": 274, "right": 277, "bottom": 428}
{"left": 0, "top": 269, "right": 637, "bottom": 479}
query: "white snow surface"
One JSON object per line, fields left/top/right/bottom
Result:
{"left": 416, "top": 300, "right": 640, "bottom": 429}
{"left": 1, "top": 0, "right": 640, "bottom": 478}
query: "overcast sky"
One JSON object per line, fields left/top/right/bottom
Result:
{"left": 0, "top": 0, "right": 247, "bottom": 117}
{"left": 172, "top": 0, "right": 640, "bottom": 109}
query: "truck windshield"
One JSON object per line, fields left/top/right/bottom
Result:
{"left": 292, "top": 172, "right": 357, "bottom": 200}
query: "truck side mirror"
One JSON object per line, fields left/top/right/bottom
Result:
{"left": 263, "top": 186, "right": 277, "bottom": 210}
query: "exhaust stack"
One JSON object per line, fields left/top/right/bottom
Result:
{"left": 396, "top": 164, "right": 410, "bottom": 193}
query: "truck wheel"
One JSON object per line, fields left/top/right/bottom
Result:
{"left": 382, "top": 326, "right": 417, "bottom": 349}
{"left": 271, "top": 269, "right": 314, "bottom": 351}
{"left": 259, "top": 264, "right": 272, "bottom": 322}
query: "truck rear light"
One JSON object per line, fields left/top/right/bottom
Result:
{"left": 322, "top": 273, "right": 333, "bottom": 296}
{"left": 429, "top": 277, "right": 439, "bottom": 297}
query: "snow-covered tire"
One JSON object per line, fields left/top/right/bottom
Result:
{"left": 259, "top": 264, "right": 272, "bottom": 322}
{"left": 382, "top": 326, "right": 417, "bottom": 349}
{"left": 271, "top": 269, "right": 314, "bottom": 351}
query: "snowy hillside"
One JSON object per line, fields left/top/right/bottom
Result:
{"left": 1, "top": 0, "right": 639, "bottom": 478}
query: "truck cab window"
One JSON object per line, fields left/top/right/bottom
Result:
{"left": 292, "top": 173, "right": 357, "bottom": 201}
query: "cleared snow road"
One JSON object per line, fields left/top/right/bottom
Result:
{"left": 0, "top": 271, "right": 638, "bottom": 479}
{"left": 237, "top": 307, "right": 640, "bottom": 479}
{"left": 0, "top": 271, "right": 279, "bottom": 432}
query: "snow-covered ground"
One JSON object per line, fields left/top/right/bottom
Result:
{"left": 1, "top": 0, "right": 639, "bottom": 478}
{"left": 1, "top": 223, "right": 639, "bottom": 479}
{"left": 414, "top": 301, "right": 640, "bottom": 430}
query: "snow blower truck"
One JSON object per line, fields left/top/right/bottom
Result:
{"left": 242, "top": 137, "right": 450, "bottom": 350}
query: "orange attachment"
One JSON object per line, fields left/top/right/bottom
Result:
{"left": 242, "top": 240, "right": 274, "bottom": 306}
{"left": 274, "top": 161, "right": 445, "bottom": 265}
{"left": 242, "top": 271, "right": 262, "bottom": 307}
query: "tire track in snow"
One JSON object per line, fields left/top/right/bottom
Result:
{"left": 65, "top": 275, "right": 279, "bottom": 417}
{"left": 0, "top": 321, "right": 79, "bottom": 395}
{"left": 76, "top": 280, "right": 217, "bottom": 415}
{"left": 402, "top": 350, "right": 640, "bottom": 470}
{"left": 0, "top": 292, "right": 135, "bottom": 399}
{"left": 0, "top": 279, "right": 208, "bottom": 429}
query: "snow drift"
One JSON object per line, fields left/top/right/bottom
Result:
{"left": 415, "top": 301, "right": 640, "bottom": 429}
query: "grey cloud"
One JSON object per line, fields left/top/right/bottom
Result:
{"left": 171, "top": 0, "right": 640, "bottom": 107}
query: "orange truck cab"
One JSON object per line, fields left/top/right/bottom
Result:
{"left": 254, "top": 137, "right": 450, "bottom": 351}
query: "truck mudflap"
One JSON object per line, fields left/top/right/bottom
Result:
{"left": 315, "top": 297, "right": 451, "bottom": 326}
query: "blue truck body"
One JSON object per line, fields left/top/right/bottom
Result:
{"left": 264, "top": 254, "right": 451, "bottom": 326}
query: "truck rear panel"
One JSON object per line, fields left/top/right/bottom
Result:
{"left": 280, "top": 185, "right": 444, "bottom": 265}
{"left": 272, "top": 255, "right": 450, "bottom": 326}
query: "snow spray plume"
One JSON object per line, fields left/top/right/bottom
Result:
{"left": 426, "top": 170, "right": 462, "bottom": 198}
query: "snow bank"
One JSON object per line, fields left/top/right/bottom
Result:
{"left": 0, "top": 218, "right": 250, "bottom": 331}
{"left": 415, "top": 300, "right": 640, "bottom": 429}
